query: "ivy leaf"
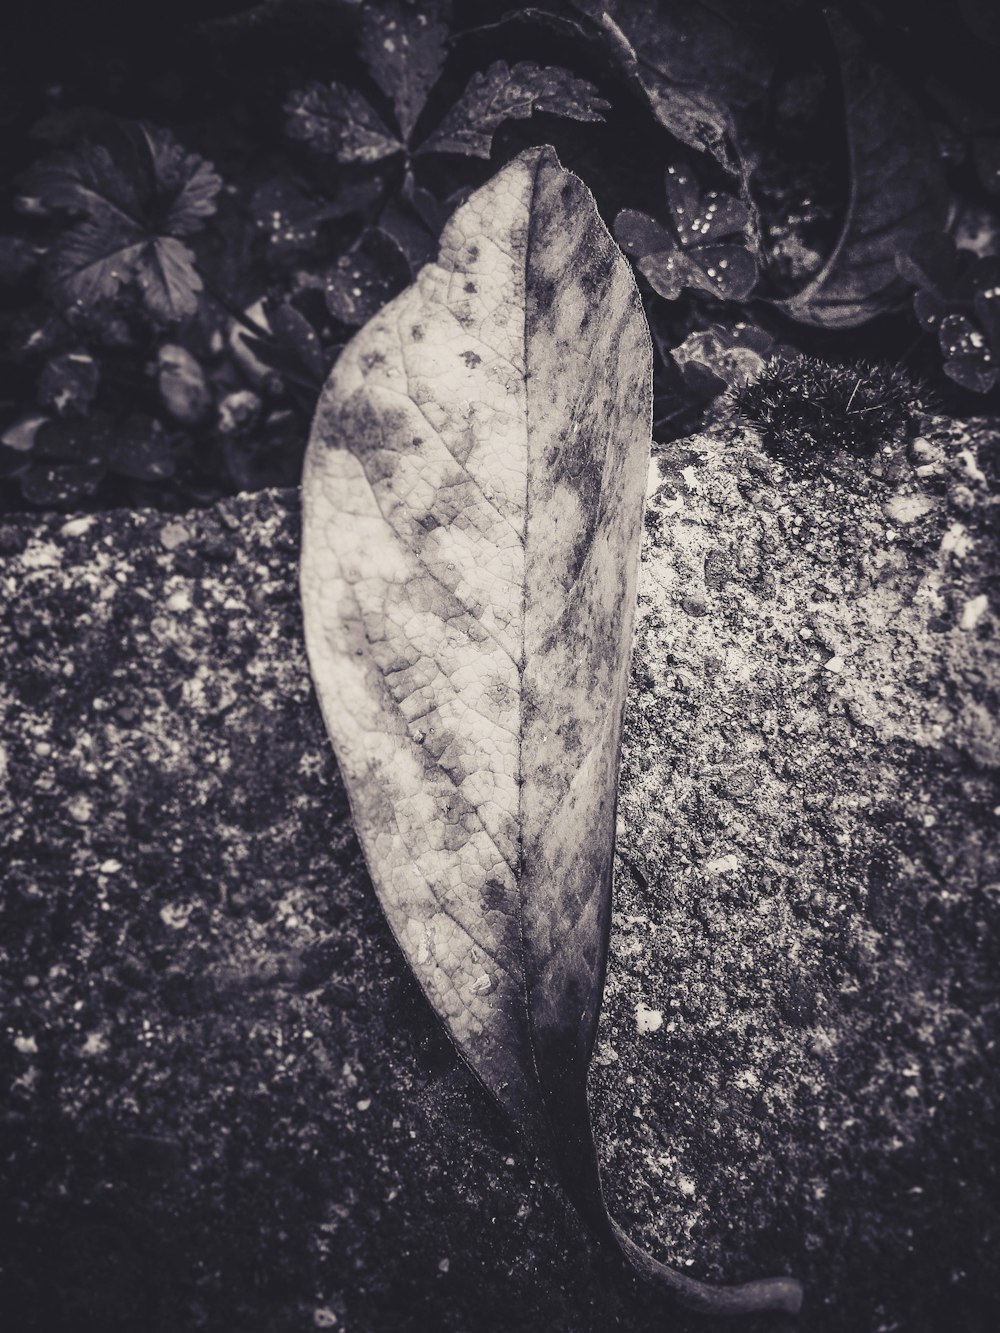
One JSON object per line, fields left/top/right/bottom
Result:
{"left": 301, "top": 144, "right": 802, "bottom": 1317}
{"left": 27, "top": 120, "right": 221, "bottom": 321}
{"left": 779, "top": 13, "right": 948, "bottom": 329}
{"left": 417, "top": 61, "right": 608, "bottom": 158}
{"left": 285, "top": 83, "right": 403, "bottom": 163}
{"left": 361, "top": 0, "right": 450, "bottom": 141}
{"left": 614, "top": 207, "right": 757, "bottom": 301}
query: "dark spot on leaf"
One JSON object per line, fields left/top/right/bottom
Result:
{"left": 464, "top": 281, "right": 477, "bottom": 293}
{"left": 461, "top": 351, "right": 482, "bottom": 369}
{"left": 411, "top": 324, "right": 424, "bottom": 341}
{"left": 531, "top": 276, "right": 557, "bottom": 319}
{"left": 482, "top": 879, "right": 507, "bottom": 910}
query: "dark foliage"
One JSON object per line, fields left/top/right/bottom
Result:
{"left": 0, "top": 0, "right": 997, "bottom": 514}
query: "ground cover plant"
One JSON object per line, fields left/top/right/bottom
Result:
{"left": 0, "top": 0, "right": 997, "bottom": 515}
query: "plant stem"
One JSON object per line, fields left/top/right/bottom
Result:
{"left": 202, "top": 277, "right": 274, "bottom": 341}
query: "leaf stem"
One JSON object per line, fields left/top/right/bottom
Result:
{"left": 201, "top": 276, "right": 275, "bottom": 341}
{"left": 611, "top": 1221, "right": 804, "bottom": 1317}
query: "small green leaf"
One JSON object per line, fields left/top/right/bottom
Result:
{"left": 27, "top": 119, "right": 220, "bottom": 322}
{"left": 20, "top": 461, "right": 104, "bottom": 507}
{"left": 615, "top": 208, "right": 757, "bottom": 302}
{"left": 285, "top": 83, "right": 403, "bottom": 163}
{"left": 417, "top": 60, "right": 608, "bottom": 159}
{"left": 939, "top": 312, "right": 998, "bottom": 392}
{"left": 663, "top": 165, "right": 749, "bottom": 245}
{"left": 361, "top": 0, "right": 450, "bottom": 141}
{"left": 138, "top": 237, "right": 202, "bottom": 320}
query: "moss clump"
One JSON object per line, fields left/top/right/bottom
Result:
{"left": 730, "top": 355, "right": 924, "bottom": 469}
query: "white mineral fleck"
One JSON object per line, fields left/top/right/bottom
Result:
{"left": 635, "top": 1002, "right": 663, "bottom": 1034}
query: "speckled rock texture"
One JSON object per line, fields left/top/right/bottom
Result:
{"left": 1, "top": 413, "right": 997, "bottom": 1333}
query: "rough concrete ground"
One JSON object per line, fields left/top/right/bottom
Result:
{"left": 0, "top": 414, "right": 997, "bottom": 1332}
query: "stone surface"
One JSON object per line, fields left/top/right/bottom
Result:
{"left": 0, "top": 414, "right": 998, "bottom": 1332}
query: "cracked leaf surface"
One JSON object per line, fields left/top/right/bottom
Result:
{"left": 301, "top": 147, "right": 650, "bottom": 1135}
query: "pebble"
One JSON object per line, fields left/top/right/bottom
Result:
{"left": 60, "top": 515, "right": 96, "bottom": 538}
{"left": 884, "top": 492, "right": 935, "bottom": 525}
{"left": 217, "top": 390, "right": 262, "bottom": 436}
{"left": 1, "top": 414, "right": 46, "bottom": 452}
{"left": 705, "top": 852, "right": 740, "bottom": 874}
{"left": 635, "top": 1002, "right": 663, "bottom": 1034}
{"left": 67, "top": 794, "right": 93, "bottom": 823}
{"left": 157, "top": 344, "right": 210, "bottom": 424}
{"left": 959, "top": 595, "right": 988, "bottom": 630}
{"left": 160, "top": 522, "right": 194, "bottom": 551}
{"left": 824, "top": 655, "right": 845, "bottom": 673}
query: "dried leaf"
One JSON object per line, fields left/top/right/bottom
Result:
{"left": 572, "top": 0, "right": 775, "bottom": 171}
{"left": 779, "top": 13, "right": 948, "bottom": 329}
{"left": 361, "top": 0, "right": 450, "bottom": 141}
{"left": 285, "top": 83, "right": 403, "bottom": 163}
{"left": 301, "top": 145, "right": 802, "bottom": 1316}
{"left": 417, "top": 61, "right": 608, "bottom": 158}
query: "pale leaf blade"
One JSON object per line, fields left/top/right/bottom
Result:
{"left": 301, "top": 145, "right": 802, "bottom": 1317}
{"left": 301, "top": 146, "right": 648, "bottom": 1131}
